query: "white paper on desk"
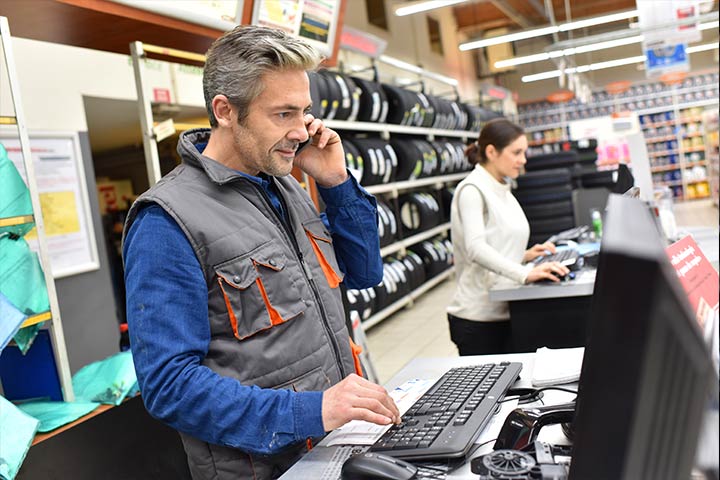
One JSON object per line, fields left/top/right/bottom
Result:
{"left": 532, "top": 346, "right": 585, "bottom": 387}
{"left": 324, "top": 377, "right": 436, "bottom": 446}
{"left": 475, "top": 399, "right": 519, "bottom": 446}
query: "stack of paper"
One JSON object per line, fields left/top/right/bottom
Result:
{"left": 532, "top": 346, "right": 585, "bottom": 387}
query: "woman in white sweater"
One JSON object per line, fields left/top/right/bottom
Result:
{"left": 447, "top": 119, "right": 569, "bottom": 355}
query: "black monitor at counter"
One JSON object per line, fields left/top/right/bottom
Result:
{"left": 568, "top": 194, "right": 714, "bottom": 480}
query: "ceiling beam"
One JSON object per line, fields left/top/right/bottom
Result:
{"left": 526, "top": 0, "right": 549, "bottom": 20}
{"left": 488, "top": 0, "right": 533, "bottom": 28}
{"left": 457, "top": 18, "right": 514, "bottom": 34}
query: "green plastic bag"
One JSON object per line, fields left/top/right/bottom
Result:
{"left": 17, "top": 400, "right": 100, "bottom": 433}
{"left": 0, "top": 395, "right": 39, "bottom": 480}
{"left": 0, "top": 236, "right": 49, "bottom": 354}
{"left": 72, "top": 351, "right": 137, "bottom": 406}
{"left": 0, "top": 143, "right": 34, "bottom": 238}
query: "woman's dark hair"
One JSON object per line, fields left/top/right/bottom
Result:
{"left": 465, "top": 118, "right": 524, "bottom": 166}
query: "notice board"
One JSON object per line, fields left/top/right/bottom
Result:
{"left": 251, "top": 0, "right": 342, "bottom": 58}
{"left": 1, "top": 131, "right": 100, "bottom": 278}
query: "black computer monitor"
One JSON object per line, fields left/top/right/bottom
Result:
{"left": 568, "top": 194, "right": 714, "bottom": 480}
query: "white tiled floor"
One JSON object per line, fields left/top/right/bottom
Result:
{"left": 365, "top": 199, "right": 718, "bottom": 385}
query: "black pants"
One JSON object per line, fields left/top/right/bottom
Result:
{"left": 447, "top": 313, "right": 513, "bottom": 356}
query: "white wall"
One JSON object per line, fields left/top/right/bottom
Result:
{"left": 0, "top": 37, "right": 204, "bottom": 133}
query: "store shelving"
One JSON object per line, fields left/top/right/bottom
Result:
{"left": 519, "top": 71, "right": 718, "bottom": 202}
{"left": 702, "top": 110, "right": 719, "bottom": 207}
{"left": 0, "top": 16, "right": 74, "bottom": 400}
{"left": 380, "top": 223, "right": 451, "bottom": 257}
{"left": 363, "top": 266, "right": 455, "bottom": 330}
{"left": 365, "top": 172, "right": 467, "bottom": 196}
{"left": 643, "top": 104, "right": 714, "bottom": 201}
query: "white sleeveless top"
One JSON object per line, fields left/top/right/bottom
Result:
{"left": 447, "top": 164, "right": 532, "bottom": 322}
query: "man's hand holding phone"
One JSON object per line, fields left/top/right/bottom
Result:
{"left": 293, "top": 113, "right": 348, "bottom": 188}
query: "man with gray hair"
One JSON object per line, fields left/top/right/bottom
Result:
{"left": 123, "top": 25, "right": 399, "bottom": 479}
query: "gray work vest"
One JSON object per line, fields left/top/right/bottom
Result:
{"left": 124, "top": 129, "right": 358, "bottom": 479}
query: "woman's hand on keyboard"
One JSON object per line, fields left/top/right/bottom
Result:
{"left": 321, "top": 374, "right": 402, "bottom": 431}
{"left": 523, "top": 241, "right": 556, "bottom": 262}
{"left": 526, "top": 261, "right": 570, "bottom": 283}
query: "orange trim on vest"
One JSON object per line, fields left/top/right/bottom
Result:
{"left": 306, "top": 233, "right": 342, "bottom": 289}
{"left": 218, "top": 278, "right": 242, "bottom": 340}
{"left": 349, "top": 338, "right": 364, "bottom": 376}
{"left": 254, "top": 264, "right": 285, "bottom": 326}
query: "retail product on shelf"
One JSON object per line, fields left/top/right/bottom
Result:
{"left": 520, "top": 71, "right": 719, "bottom": 202}
{"left": 641, "top": 105, "right": 713, "bottom": 201}
{"left": 702, "top": 109, "right": 720, "bottom": 206}
{"left": 345, "top": 237, "right": 453, "bottom": 330}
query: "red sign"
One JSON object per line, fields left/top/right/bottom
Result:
{"left": 666, "top": 235, "right": 719, "bottom": 331}
{"left": 546, "top": 90, "right": 574, "bottom": 103}
{"left": 339, "top": 26, "right": 387, "bottom": 59}
{"left": 153, "top": 88, "right": 172, "bottom": 103}
{"left": 605, "top": 81, "right": 632, "bottom": 95}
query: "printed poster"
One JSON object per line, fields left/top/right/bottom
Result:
{"left": 666, "top": 235, "right": 719, "bottom": 338}
{"left": 1, "top": 132, "right": 99, "bottom": 278}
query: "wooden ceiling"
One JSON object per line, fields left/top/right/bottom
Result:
{"left": 453, "top": 0, "right": 638, "bottom": 35}
{"left": 0, "top": 0, "right": 239, "bottom": 57}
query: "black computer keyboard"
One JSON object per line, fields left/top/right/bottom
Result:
{"left": 369, "top": 362, "right": 522, "bottom": 461}
{"left": 534, "top": 248, "right": 581, "bottom": 269}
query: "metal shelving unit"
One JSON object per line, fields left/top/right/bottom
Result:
{"left": 363, "top": 267, "right": 455, "bottom": 330}
{"left": 1, "top": 16, "right": 74, "bottom": 401}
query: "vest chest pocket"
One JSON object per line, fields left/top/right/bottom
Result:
{"left": 215, "top": 244, "right": 305, "bottom": 341}
{"left": 303, "top": 218, "right": 344, "bottom": 289}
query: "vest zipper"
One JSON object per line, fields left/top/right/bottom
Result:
{"left": 245, "top": 180, "right": 347, "bottom": 380}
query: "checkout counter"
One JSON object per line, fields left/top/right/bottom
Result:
{"left": 489, "top": 225, "right": 719, "bottom": 353}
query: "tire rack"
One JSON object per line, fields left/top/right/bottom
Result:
{"left": 326, "top": 117, "right": 474, "bottom": 329}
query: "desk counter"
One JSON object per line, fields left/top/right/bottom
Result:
{"left": 488, "top": 268, "right": 596, "bottom": 303}
{"left": 279, "top": 354, "right": 551, "bottom": 480}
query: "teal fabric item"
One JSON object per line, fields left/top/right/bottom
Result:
{"left": 0, "top": 395, "right": 39, "bottom": 480}
{"left": 0, "top": 143, "right": 34, "bottom": 238}
{"left": 0, "top": 236, "right": 49, "bottom": 354}
{"left": 16, "top": 400, "right": 100, "bottom": 433}
{"left": 0, "top": 292, "right": 27, "bottom": 353}
{"left": 72, "top": 351, "right": 137, "bottom": 406}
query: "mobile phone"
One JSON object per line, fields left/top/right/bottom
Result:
{"left": 296, "top": 139, "right": 311, "bottom": 155}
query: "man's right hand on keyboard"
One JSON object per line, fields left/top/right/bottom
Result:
{"left": 322, "top": 374, "right": 401, "bottom": 431}
{"left": 526, "top": 261, "right": 570, "bottom": 283}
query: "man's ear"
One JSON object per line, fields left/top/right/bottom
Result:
{"left": 212, "top": 95, "right": 235, "bottom": 128}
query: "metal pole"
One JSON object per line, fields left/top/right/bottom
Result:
{"left": 130, "top": 41, "right": 163, "bottom": 187}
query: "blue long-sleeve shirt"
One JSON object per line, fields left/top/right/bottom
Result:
{"left": 123, "top": 173, "right": 382, "bottom": 454}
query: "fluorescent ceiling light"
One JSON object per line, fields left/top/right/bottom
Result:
{"left": 460, "top": 9, "right": 639, "bottom": 51}
{"left": 687, "top": 42, "right": 720, "bottom": 53}
{"left": 395, "top": 0, "right": 466, "bottom": 17}
{"left": 495, "top": 35, "right": 643, "bottom": 68}
{"left": 559, "top": 10, "right": 638, "bottom": 31}
{"left": 461, "top": 26, "right": 560, "bottom": 51}
{"left": 378, "top": 54, "right": 459, "bottom": 86}
{"left": 495, "top": 20, "right": 718, "bottom": 68}
{"left": 521, "top": 42, "right": 718, "bottom": 82}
